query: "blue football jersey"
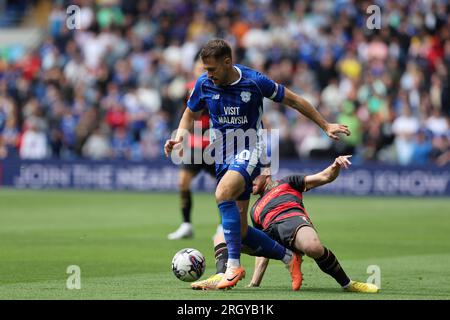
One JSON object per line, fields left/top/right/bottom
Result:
{"left": 187, "top": 64, "right": 285, "bottom": 165}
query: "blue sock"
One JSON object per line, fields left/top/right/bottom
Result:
{"left": 242, "top": 226, "right": 286, "bottom": 260}
{"left": 218, "top": 201, "right": 241, "bottom": 260}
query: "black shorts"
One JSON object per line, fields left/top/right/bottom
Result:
{"left": 180, "top": 149, "right": 216, "bottom": 177}
{"left": 181, "top": 162, "right": 216, "bottom": 177}
{"left": 263, "top": 214, "right": 315, "bottom": 252}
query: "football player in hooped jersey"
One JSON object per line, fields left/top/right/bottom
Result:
{"left": 164, "top": 39, "right": 351, "bottom": 290}
{"left": 191, "top": 156, "right": 378, "bottom": 292}
{"left": 247, "top": 155, "right": 379, "bottom": 292}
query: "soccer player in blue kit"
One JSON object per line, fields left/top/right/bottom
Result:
{"left": 164, "top": 39, "right": 350, "bottom": 290}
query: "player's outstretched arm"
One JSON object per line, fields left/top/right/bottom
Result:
{"left": 247, "top": 256, "right": 270, "bottom": 287}
{"left": 164, "top": 108, "right": 202, "bottom": 157}
{"left": 282, "top": 88, "right": 351, "bottom": 140}
{"left": 304, "top": 155, "right": 352, "bottom": 190}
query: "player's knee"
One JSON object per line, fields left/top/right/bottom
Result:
{"left": 302, "top": 238, "right": 324, "bottom": 258}
{"left": 215, "top": 186, "right": 234, "bottom": 202}
{"left": 179, "top": 181, "right": 191, "bottom": 192}
{"left": 178, "top": 175, "right": 192, "bottom": 191}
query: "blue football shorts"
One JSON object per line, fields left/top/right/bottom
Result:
{"left": 215, "top": 159, "right": 261, "bottom": 201}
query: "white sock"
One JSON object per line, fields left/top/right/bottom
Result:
{"left": 227, "top": 258, "right": 240, "bottom": 268}
{"left": 282, "top": 249, "right": 293, "bottom": 265}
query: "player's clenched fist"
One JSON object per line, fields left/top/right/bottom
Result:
{"left": 164, "top": 137, "right": 183, "bottom": 157}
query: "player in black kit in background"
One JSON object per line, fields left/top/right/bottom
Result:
{"left": 167, "top": 57, "right": 221, "bottom": 240}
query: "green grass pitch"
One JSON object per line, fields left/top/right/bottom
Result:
{"left": 1, "top": 189, "right": 449, "bottom": 300}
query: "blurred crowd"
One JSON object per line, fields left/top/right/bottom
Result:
{"left": 0, "top": 0, "right": 32, "bottom": 27}
{"left": 0, "top": 0, "right": 449, "bottom": 166}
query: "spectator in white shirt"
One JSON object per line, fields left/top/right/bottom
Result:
{"left": 20, "top": 117, "right": 49, "bottom": 159}
{"left": 392, "top": 106, "right": 420, "bottom": 165}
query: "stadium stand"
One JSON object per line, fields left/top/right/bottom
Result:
{"left": 0, "top": 0, "right": 449, "bottom": 165}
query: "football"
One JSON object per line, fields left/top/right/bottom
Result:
{"left": 171, "top": 248, "right": 206, "bottom": 282}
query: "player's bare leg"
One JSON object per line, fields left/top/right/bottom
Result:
{"left": 168, "top": 169, "right": 194, "bottom": 240}
{"left": 294, "top": 226, "right": 378, "bottom": 293}
{"left": 215, "top": 171, "right": 247, "bottom": 202}
{"left": 293, "top": 226, "right": 324, "bottom": 258}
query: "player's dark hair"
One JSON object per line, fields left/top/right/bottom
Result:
{"left": 200, "top": 39, "right": 232, "bottom": 61}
